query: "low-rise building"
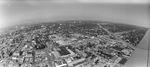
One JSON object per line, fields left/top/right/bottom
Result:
{"left": 68, "top": 58, "right": 86, "bottom": 67}
{"left": 52, "top": 46, "right": 75, "bottom": 58}
{"left": 55, "top": 60, "right": 67, "bottom": 67}
{"left": 13, "top": 51, "right": 20, "bottom": 57}
{"left": 35, "top": 51, "right": 45, "bottom": 57}
{"left": 23, "top": 57, "right": 33, "bottom": 63}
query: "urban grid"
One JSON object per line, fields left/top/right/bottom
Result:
{"left": 0, "top": 21, "right": 148, "bottom": 67}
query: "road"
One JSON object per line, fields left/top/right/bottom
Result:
{"left": 97, "top": 23, "right": 135, "bottom": 49}
{"left": 32, "top": 49, "right": 35, "bottom": 67}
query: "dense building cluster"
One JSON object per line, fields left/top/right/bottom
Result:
{"left": 0, "top": 21, "right": 148, "bottom": 67}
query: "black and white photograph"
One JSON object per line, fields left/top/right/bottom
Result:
{"left": 0, "top": 0, "right": 149, "bottom": 67}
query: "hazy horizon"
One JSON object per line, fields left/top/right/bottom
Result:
{"left": 0, "top": 1, "right": 149, "bottom": 29}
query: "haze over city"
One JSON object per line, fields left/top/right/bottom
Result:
{"left": 0, "top": 1, "right": 149, "bottom": 29}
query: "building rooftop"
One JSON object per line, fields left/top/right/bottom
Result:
{"left": 58, "top": 47, "right": 70, "bottom": 56}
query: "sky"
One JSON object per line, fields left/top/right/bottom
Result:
{"left": 0, "top": 0, "right": 149, "bottom": 29}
